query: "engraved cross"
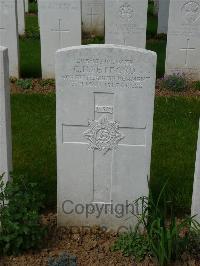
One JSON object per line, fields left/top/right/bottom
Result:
{"left": 51, "top": 19, "right": 70, "bottom": 48}
{"left": 180, "top": 38, "right": 196, "bottom": 66}
{"left": 62, "top": 92, "right": 146, "bottom": 204}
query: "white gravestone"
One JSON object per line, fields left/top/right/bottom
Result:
{"left": 82, "top": 0, "right": 105, "bottom": 36}
{"left": 157, "top": 0, "right": 170, "bottom": 34}
{"left": 0, "top": 47, "right": 12, "bottom": 184}
{"left": 0, "top": 0, "right": 19, "bottom": 78}
{"left": 165, "top": 0, "right": 200, "bottom": 80}
{"left": 17, "top": 0, "right": 25, "bottom": 35}
{"left": 105, "top": 0, "right": 148, "bottom": 48}
{"left": 192, "top": 120, "right": 200, "bottom": 223}
{"left": 56, "top": 44, "right": 157, "bottom": 230}
{"left": 38, "top": 0, "right": 81, "bottom": 78}
{"left": 25, "top": 0, "right": 28, "bottom": 12}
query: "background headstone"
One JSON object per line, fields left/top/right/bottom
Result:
{"left": 38, "top": 0, "right": 81, "bottom": 78}
{"left": 25, "top": 0, "right": 28, "bottom": 12}
{"left": 17, "top": 0, "right": 25, "bottom": 35}
{"left": 165, "top": 0, "right": 200, "bottom": 80}
{"left": 0, "top": 0, "right": 19, "bottom": 78}
{"left": 56, "top": 44, "right": 157, "bottom": 230}
{"left": 153, "top": 0, "right": 159, "bottom": 15}
{"left": 191, "top": 120, "right": 200, "bottom": 222}
{"left": 0, "top": 46, "right": 12, "bottom": 184}
{"left": 157, "top": 0, "right": 170, "bottom": 34}
{"left": 105, "top": 0, "right": 148, "bottom": 48}
{"left": 82, "top": 0, "right": 105, "bottom": 37}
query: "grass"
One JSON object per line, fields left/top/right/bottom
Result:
{"left": 11, "top": 94, "right": 200, "bottom": 212}
{"left": 15, "top": 2, "right": 200, "bottom": 212}
{"left": 20, "top": 3, "right": 167, "bottom": 78}
{"left": 151, "top": 97, "right": 200, "bottom": 213}
{"left": 11, "top": 94, "right": 56, "bottom": 208}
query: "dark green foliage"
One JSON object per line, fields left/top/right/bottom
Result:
{"left": 16, "top": 79, "right": 33, "bottom": 90}
{"left": 19, "top": 38, "right": 41, "bottom": 78}
{"left": 29, "top": 1, "right": 38, "bottom": 13}
{"left": 11, "top": 94, "right": 56, "bottom": 208}
{"left": 148, "top": 1, "right": 155, "bottom": 17}
{"left": 48, "top": 252, "right": 77, "bottom": 266}
{"left": 146, "top": 40, "right": 166, "bottom": 78}
{"left": 112, "top": 232, "right": 150, "bottom": 262}
{"left": 113, "top": 182, "right": 200, "bottom": 265}
{"left": 162, "top": 74, "right": 188, "bottom": 92}
{"left": 24, "top": 15, "right": 40, "bottom": 40}
{"left": 39, "top": 79, "right": 55, "bottom": 87}
{"left": 0, "top": 175, "right": 46, "bottom": 255}
{"left": 151, "top": 97, "right": 200, "bottom": 213}
{"left": 193, "top": 81, "right": 200, "bottom": 91}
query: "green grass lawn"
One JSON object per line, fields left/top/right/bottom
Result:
{"left": 20, "top": 3, "right": 167, "bottom": 78}
{"left": 15, "top": 2, "right": 200, "bottom": 213}
{"left": 11, "top": 94, "right": 200, "bottom": 212}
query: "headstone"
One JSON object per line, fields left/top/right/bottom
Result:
{"left": 0, "top": 0, "right": 19, "bottom": 78}
{"left": 157, "top": 0, "right": 170, "bottom": 34}
{"left": 25, "top": 0, "right": 28, "bottom": 12}
{"left": 105, "top": 0, "right": 148, "bottom": 48}
{"left": 0, "top": 46, "right": 12, "bottom": 184}
{"left": 38, "top": 0, "right": 81, "bottom": 78}
{"left": 56, "top": 44, "right": 157, "bottom": 230}
{"left": 153, "top": 0, "right": 159, "bottom": 15}
{"left": 82, "top": 0, "right": 105, "bottom": 37}
{"left": 165, "top": 0, "right": 200, "bottom": 80}
{"left": 191, "top": 120, "right": 200, "bottom": 223}
{"left": 17, "top": 0, "right": 25, "bottom": 35}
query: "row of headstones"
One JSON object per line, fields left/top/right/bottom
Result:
{"left": 1, "top": 0, "right": 200, "bottom": 81}
{"left": 1, "top": 43, "right": 200, "bottom": 228}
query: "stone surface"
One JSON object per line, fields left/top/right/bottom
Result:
{"left": 165, "top": 0, "right": 200, "bottom": 80}
{"left": 56, "top": 44, "right": 157, "bottom": 230}
{"left": 153, "top": 0, "right": 159, "bottom": 15}
{"left": 25, "top": 0, "right": 28, "bottom": 12}
{"left": 0, "top": 0, "right": 19, "bottom": 78}
{"left": 157, "top": 0, "right": 170, "bottom": 34}
{"left": 82, "top": 0, "right": 104, "bottom": 36}
{"left": 17, "top": 0, "right": 25, "bottom": 35}
{"left": 38, "top": 0, "right": 81, "bottom": 78}
{"left": 105, "top": 0, "right": 148, "bottom": 48}
{"left": 0, "top": 47, "right": 12, "bottom": 184}
{"left": 192, "top": 120, "right": 200, "bottom": 222}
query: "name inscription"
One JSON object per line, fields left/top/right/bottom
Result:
{"left": 62, "top": 57, "right": 150, "bottom": 89}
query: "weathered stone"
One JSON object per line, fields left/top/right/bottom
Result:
{"left": 56, "top": 44, "right": 157, "bottom": 230}
{"left": 38, "top": 0, "right": 81, "bottom": 78}
{"left": 0, "top": 46, "right": 12, "bottom": 184}
{"left": 105, "top": 0, "right": 148, "bottom": 48}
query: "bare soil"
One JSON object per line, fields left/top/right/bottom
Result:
{"left": 10, "top": 79, "right": 200, "bottom": 97}
{"left": 1, "top": 213, "right": 200, "bottom": 266}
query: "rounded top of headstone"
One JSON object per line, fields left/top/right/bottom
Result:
{"left": 56, "top": 44, "right": 157, "bottom": 59}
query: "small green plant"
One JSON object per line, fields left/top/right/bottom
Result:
{"left": 113, "top": 181, "right": 200, "bottom": 265}
{"left": 162, "top": 74, "right": 188, "bottom": 92}
{"left": 193, "top": 81, "right": 200, "bottom": 91}
{"left": 16, "top": 79, "right": 33, "bottom": 90}
{"left": 112, "top": 231, "right": 150, "bottom": 262}
{"left": 0, "top": 174, "right": 46, "bottom": 255}
{"left": 39, "top": 79, "right": 55, "bottom": 87}
{"left": 48, "top": 252, "right": 77, "bottom": 266}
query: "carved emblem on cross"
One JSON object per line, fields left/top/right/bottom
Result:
{"left": 83, "top": 115, "right": 125, "bottom": 154}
